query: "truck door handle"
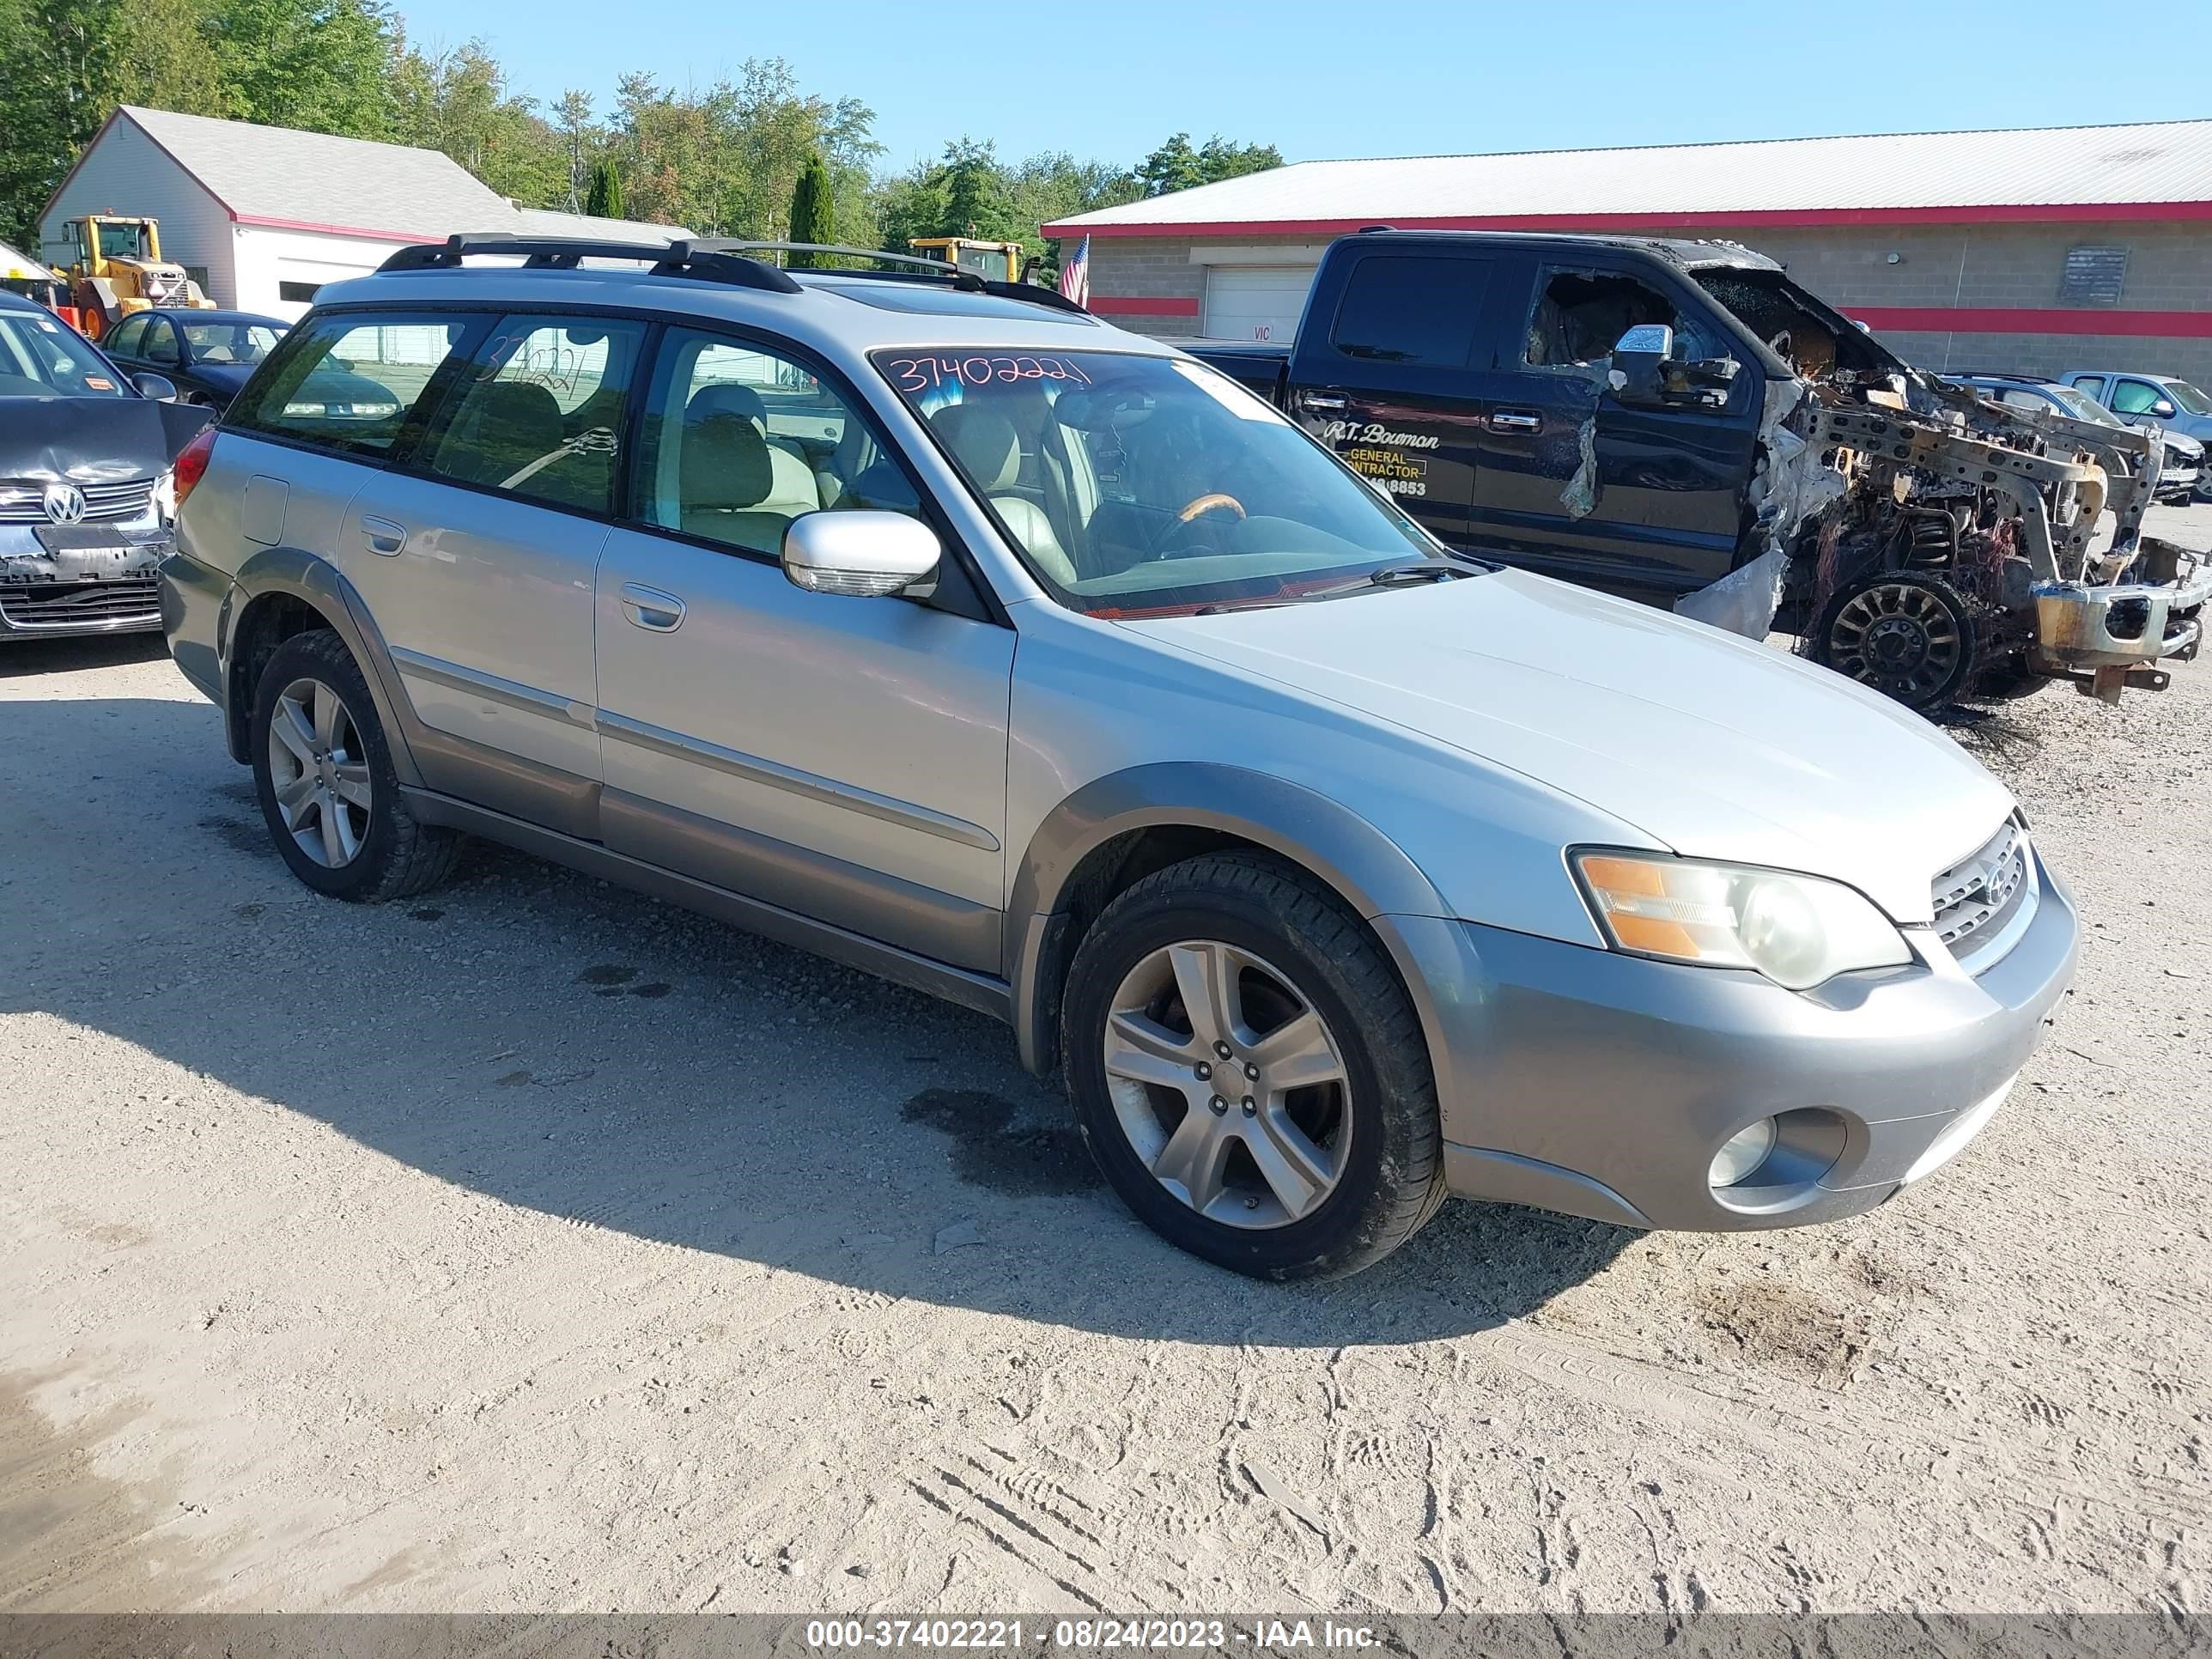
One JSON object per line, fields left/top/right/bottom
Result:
{"left": 360, "top": 516, "right": 406, "bottom": 556}
{"left": 618, "top": 583, "right": 685, "bottom": 632}
{"left": 1298, "top": 392, "right": 1348, "bottom": 412}
{"left": 1488, "top": 409, "right": 1543, "bottom": 433}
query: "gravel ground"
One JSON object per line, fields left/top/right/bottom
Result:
{"left": 3, "top": 511, "right": 2209, "bottom": 1616}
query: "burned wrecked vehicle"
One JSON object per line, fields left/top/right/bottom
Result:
{"left": 0, "top": 290, "right": 209, "bottom": 641}
{"left": 1688, "top": 263, "right": 2206, "bottom": 707}
{"left": 1187, "top": 230, "right": 2205, "bottom": 710}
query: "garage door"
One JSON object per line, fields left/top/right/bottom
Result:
{"left": 1201, "top": 265, "right": 1319, "bottom": 343}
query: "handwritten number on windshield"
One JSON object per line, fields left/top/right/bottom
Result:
{"left": 885, "top": 355, "right": 1092, "bottom": 394}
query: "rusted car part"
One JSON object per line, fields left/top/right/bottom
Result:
{"left": 1769, "top": 360, "right": 2205, "bottom": 709}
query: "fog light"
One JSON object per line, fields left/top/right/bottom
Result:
{"left": 1709, "top": 1118, "right": 1778, "bottom": 1187}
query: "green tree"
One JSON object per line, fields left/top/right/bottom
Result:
{"left": 1136, "top": 131, "right": 1203, "bottom": 198}
{"left": 554, "top": 88, "right": 594, "bottom": 212}
{"left": 204, "top": 0, "right": 391, "bottom": 134}
{"left": 1195, "top": 135, "right": 1282, "bottom": 185}
{"left": 584, "top": 153, "right": 623, "bottom": 220}
{"left": 787, "top": 149, "right": 833, "bottom": 264}
{"left": 385, "top": 35, "right": 567, "bottom": 207}
{"left": 0, "top": 0, "right": 123, "bottom": 245}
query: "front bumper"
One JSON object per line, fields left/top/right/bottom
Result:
{"left": 0, "top": 519, "right": 171, "bottom": 639}
{"left": 1378, "top": 848, "right": 2078, "bottom": 1232}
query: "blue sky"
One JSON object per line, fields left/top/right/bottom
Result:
{"left": 389, "top": 0, "right": 2207, "bottom": 172}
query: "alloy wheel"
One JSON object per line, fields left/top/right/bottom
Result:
{"left": 265, "top": 676, "right": 372, "bottom": 868}
{"left": 1100, "top": 939, "right": 1352, "bottom": 1229}
{"left": 1826, "top": 580, "right": 1968, "bottom": 705}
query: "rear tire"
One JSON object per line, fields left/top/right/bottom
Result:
{"left": 1062, "top": 852, "right": 1446, "bottom": 1280}
{"left": 248, "top": 629, "right": 461, "bottom": 901}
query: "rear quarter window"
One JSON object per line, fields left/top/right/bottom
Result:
{"left": 228, "top": 313, "right": 470, "bottom": 457}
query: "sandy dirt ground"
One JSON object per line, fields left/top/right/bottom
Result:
{"left": 3, "top": 512, "right": 2209, "bottom": 1617}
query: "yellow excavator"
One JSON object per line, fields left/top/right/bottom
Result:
{"left": 59, "top": 215, "right": 213, "bottom": 339}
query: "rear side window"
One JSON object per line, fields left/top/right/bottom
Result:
{"left": 1330, "top": 257, "right": 1488, "bottom": 366}
{"left": 228, "top": 313, "right": 465, "bottom": 456}
{"left": 416, "top": 314, "right": 649, "bottom": 516}
{"left": 105, "top": 315, "right": 149, "bottom": 357}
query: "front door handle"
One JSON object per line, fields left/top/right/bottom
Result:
{"left": 361, "top": 515, "right": 406, "bottom": 556}
{"left": 619, "top": 583, "right": 685, "bottom": 632}
{"left": 1488, "top": 409, "right": 1543, "bottom": 433}
{"left": 1299, "top": 391, "right": 1348, "bottom": 412}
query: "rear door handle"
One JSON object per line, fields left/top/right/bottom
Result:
{"left": 1298, "top": 391, "right": 1348, "bottom": 412}
{"left": 1488, "top": 409, "right": 1543, "bottom": 433}
{"left": 619, "top": 583, "right": 685, "bottom": 632}
{"left": 360, "top": 515, "right": 406, "bottom": 556}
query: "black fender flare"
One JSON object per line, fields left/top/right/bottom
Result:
{"left": 222, "top": 546, "right": 422, "bottom": 787}
{"left": 1004, "top": 763, "right": 1451, "bottom": 1073}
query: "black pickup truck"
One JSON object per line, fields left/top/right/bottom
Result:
{"left": 1187, "top": 231, "right": 2206, "bottom": 709}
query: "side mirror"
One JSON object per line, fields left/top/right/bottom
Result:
{"left": 131, "top": 372, "right": 178, "bottom": 402}
{"left": 2154, "top": 398, "right": 2178, "bottom": 419}
{"left": 782, "top": 510, "right": 940, "bottom": 599}
{"left": 1607, "top": 323, "right": 1672, "bottom": 406}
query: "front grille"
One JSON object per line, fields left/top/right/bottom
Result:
{"left": 1931, "top": 820, "right": 2033, "bottom": 969}
{"left": 0, "top": 479, "right": 157, "bottom": 524}
{"left": 0, "top": 577, "right": 161, "bottom": 629}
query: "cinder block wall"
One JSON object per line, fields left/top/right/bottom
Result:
{"left": 1085, "top": 221, "right": 2212, "bottom": 382}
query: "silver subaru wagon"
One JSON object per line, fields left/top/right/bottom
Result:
{"left": 158, "top": 235, "right": 2078, "bottom": 1279}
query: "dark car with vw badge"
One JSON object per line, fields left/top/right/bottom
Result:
{"left": 0, "top": 289, "right": 209, "bottom": 641}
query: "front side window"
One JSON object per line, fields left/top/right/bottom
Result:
{"left": 635, "top": 327, "right": 920, "bottom": 556}
{"left": 229, "top": 313, "right": 459, "bottom": 454}
{"left": 0, "top": 310, "right": 130, "bottom": 398}
{"left": 1527, "top": 268, "right": 1724, "bottom": 369}
{"left": 180, "top": 319, "right": 282, "bottom": 365}
{"left": 416, "top": 315, "right": 648, "bottom": 514}
{"left": 2112, "top": 379, "right": 2166, "bottom": 416}
{"left": 873, "top": 348, "right": 1440, "bottom": 614}
{"left": 1330, "top": 257, "right": 1489, "bottom": 366}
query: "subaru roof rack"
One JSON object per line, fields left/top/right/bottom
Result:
{"left": 377, "top": 232, "right": 802, "bottom": 294}
{"left": 702, "top": 241, "right": 1092, "bottom": 317}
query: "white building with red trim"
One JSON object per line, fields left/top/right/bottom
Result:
{"left": 40, "top": 106, "right": 685, "bottom": 320}
{"left": 1042, "top": 120, "right": 2212, "bottom": 383}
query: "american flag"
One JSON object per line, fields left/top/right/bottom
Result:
{"left": 1058, "top": 235, "right": 1090, "bottom": 307}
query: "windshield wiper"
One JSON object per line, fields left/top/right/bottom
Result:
{"left": 1293, "top": 562, "right": 1472, "bottom": 603}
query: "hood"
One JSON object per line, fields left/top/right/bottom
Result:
{"left": 0, "top": 396, "right": 204, "bottom": 483}
{"left": 2163, "top": 428, "right": 2207, "bottom": 459}
{"left": 1123, "top": 569, "right": 2015, "bottom": 926}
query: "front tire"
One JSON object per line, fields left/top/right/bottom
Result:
{"left": 1812, "top": 570, "right": 1978, "bottom": 712}
{"left": 248, "top": 629, "right": 461, "bottom": 901}
{"left": 1062, "top": 853, "right": 1447, "bottom": 1279}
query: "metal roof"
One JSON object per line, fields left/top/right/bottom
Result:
{"left": 1042, "top": 120, "right": 2212, "bottom": 238}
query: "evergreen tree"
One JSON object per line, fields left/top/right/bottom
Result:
{"left": 584, "top": 153, "right": 623, "bottom": 220}
{"left": 787, "top": 149, "right": 833, "bottom": 264}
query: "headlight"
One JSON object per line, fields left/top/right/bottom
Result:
{"left": 154, "top": 467, "right": 176, "bottom": 522}
{"left": 1572, "top": 850, "right": 1911, "bottom": 990}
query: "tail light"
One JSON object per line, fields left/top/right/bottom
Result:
{"left": 172, "top": 423, "right": 217, "bottom": 511}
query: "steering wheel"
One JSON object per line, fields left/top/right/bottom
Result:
{"left": 1176, "top": 492, "right": 1246, "bottom": 525}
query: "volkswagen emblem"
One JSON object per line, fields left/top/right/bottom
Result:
{"left": 42, "top": 483, "right": 87, "bottom": 526}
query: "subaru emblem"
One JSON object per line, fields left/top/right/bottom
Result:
{"left": 42, "top": 483, "right": 87, "bottom": 526}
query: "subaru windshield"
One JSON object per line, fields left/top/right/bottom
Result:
{"left": 872, "top": 349, "right": 1452, "bottom": 615}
